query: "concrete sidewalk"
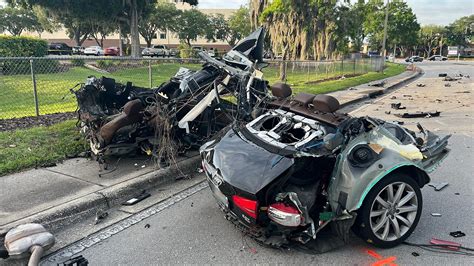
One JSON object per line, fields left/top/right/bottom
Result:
{"left": 0, "top": 153, "right": 201, "bottom": 233}
{"left": 328, "top": 67, "right": 421, "bottom": 107}
{"left": 0, "top": 67, "right": 421, "bottom": 235}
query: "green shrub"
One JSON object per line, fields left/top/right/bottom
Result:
{"left": 71, "top": 58, "right": 85, "bottom": 67}
{"left": 178, "top": 43, "right": 196, "bottom": 59}
{"left": 97, "top": 60, "right": 114, "bottom": 69}
{"left": 0, "top": 35, "right": 48, "bottom": 57}
{"left": 0, "top": 35, "right": 51, "bottom": 75}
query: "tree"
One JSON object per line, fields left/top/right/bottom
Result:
{"left": 445, "top": 15, "right": 474, "bottom": 47}
{"left": 138, "top": 1, "right": 180, "bottom": 47}
{"left": 0, "top": 7, "right": 42, "bottom": 36}
{"left": 204, "top": 7, "right": 251, "bottom": 47}
{"left": 419, "top": 25, "right": 445, "bottom": 57}
{"left": 364, "top": 0, "right": 420, "bottom": 56}
{"left": 228, "top": 7, "right": 251, "bottom": 46}
{"left": 344, "top": 0, "right": 367, "bottom": 53}
{"left": 90, "top": 21, "right": 115, "bottom": 47}
{"left": 205, "top": 14, "right": 229, "bottom": 43}
{"left": 31, "top": 5, "right": 60, "bottom": 36}
{"left": 175, "top": 9, "right": 208, "bottom": 46}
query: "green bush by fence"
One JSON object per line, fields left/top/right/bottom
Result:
{"left": 0, "top": 35, "right": 48, "bottom": 57}
{"left": 0, "top": 35, "right": 59, "bottom": 75}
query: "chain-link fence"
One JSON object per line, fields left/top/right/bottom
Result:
{"left": 0, "top": 56, "right": 384, "bottom": 120}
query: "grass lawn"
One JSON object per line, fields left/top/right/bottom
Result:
{"left": 0, "top": 62, "right": 201, "bottom": 119}
{"left": 0, "top": 120, "right": 87, "bottom": 176}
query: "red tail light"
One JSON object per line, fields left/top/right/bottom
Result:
{"left": 232, "top": 195, "right": 258, "bottom": 219}
{"left": 268, "top": 202, "right": 302, "bottom": 227}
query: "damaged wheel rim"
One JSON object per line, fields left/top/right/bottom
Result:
{"left": 369, "top": 182, "right": 418, "bottom": 242}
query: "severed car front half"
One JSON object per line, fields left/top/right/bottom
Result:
{"left": 200, "top": 85, "right": 450, "bottom": 251}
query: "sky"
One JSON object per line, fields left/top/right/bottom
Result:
{"left": 198, "top": 0, "right": 474, "bottom": 26}
{"left": 1, "top": 0, "right": 472, "bottom": 25}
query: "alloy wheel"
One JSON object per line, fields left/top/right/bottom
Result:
{"left": 369, "top": 182, "right": 418, "bottom": 242}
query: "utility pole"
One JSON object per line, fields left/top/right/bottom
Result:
{"left": 381, "top": 0, "right": 390, "bottom": 58}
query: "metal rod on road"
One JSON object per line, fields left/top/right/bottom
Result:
{"left": 30, "top": 59, "right": 39, "bottom": 116}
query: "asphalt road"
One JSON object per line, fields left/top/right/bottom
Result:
{"left": 44, "top": 61, "right": 474, "bottom": 265}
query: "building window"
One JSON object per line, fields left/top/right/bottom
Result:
{"left": 160, "top": 33, "right": 166, "bottom": 39}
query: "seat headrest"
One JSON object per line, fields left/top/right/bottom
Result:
{"left": 271, "top": 83, "right": 292, "bottom": 99}
{"left": 312, "top": 94, "right": 340, "bottom": 113}
{"left": 294, "top": 92, "right": 315, "bottom": 106}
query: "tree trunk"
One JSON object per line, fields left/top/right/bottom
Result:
{"left": 279, "top": 45, "right": 288, "bottom": 81}
{"left": 130, "top": 0, "right": 141, "bottom": 58}
{"left": 74, "top": 30, "right": 80, "bottom": 46}
{"left": 118, "top": 24, "right": 123, "bottom": 56}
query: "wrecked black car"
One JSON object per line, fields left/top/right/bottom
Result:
{"left": 72, "top": 28, "right": 268, "bottom": 164}
{"left": 200, "top": 84, "right": 450, "bottom": 250}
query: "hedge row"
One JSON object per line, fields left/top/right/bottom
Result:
{"left": 0, "top": 35, "right": 48, "bottom": 57}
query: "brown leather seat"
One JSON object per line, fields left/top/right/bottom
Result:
{"left": 312, "top": 94, "right": 340, "bottom": 113}
{"left": 99, "top": 99, "right": 144, "bottom": 145}
{"left": 271, "top": 83, "right": 292, "bottom": 99}
{"left": 293, "top": 92, "right": 315, "bottom": 107}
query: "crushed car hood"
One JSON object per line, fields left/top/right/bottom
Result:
{"left": 212, "top": 129, "right": 294, "bottom": 194}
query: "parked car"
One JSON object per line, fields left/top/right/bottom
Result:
{"left": 84, "top": 46, "right": 104, "bottom": 56}
{"left": 169, "top": 48, "right": 179, "bottom": 57}
{"left": 72, "top": 46, "right": 85, "bottom": 55}
{"left": 48, "top": 43, "right": 73, "bottom": 55}
{"left": 104, "top": 47, "right": 120, "bottom": 56}
{"left": 141, "top": 45, "right": 169, "bottom": 57}
{"left": 405, "top": 56, "right": 423, "bottom": 62}
{"left": 428, "top": 55, "right": 448, "bottom": 61}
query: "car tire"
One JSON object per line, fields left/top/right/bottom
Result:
{"left": 353, "top": 172, "right": 422, "bottom": 248}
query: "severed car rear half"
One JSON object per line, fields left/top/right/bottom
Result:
{"left": 200, "top": 83, "right": 450, "bottom": 251}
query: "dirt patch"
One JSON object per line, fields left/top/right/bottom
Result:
{"left": 305, "top": 73, "right": 362, "bottom": 85}
{"left": 0, "top": 112, "right": 77, "bottom": 132}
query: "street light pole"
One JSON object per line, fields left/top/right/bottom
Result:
{"left": 381, "top": 0, "right": 390, "bottom": 58}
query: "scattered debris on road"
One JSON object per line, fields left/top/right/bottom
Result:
{"left": 144, "top": 224, "right": 151, "bottom": 229}
{"left": 428, "top": 182, "right": 449, "bottom": 191}
{"left": 431, "top": 213, "right": 442, "bottom": 217}
{"left": 430, "top": 238, "right": 461, "bottom": 250}
{"left": 390, "top": 96, "right": 397, "bottom": 99}
{"left": 391, "top": 102, "right": 406, "bottom": 110}
{"left": 438, "top": 73, "right": 448, "bottom": 77}
{"left": 444, "top": 76, "right": 461, "bottom": 81}
{"left": 94, "top": 210, "right": 108, "bottom": 225}
{"left": 444, "top": 83, "right": 452, "bottom": 87}
{"left": 416, "top": 84, "right": 426, "bottom": 87}
{"left": 122, "top": 191, "right": 151, "bottom": 206}
{"left": 449, "top": 231, "right": 466, "bottom": 238}
{"left": 395, "top": 111, "right": 441, "bottom": 118}
{"left": 411, "top": 252, "right": 420, "bottom": 257}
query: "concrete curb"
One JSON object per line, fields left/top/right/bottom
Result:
{"left": 1, "top": 155, "right": 202, "bottom": 234}
{"left": 339, "top": 68, "right": 423, "bottom": 108}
